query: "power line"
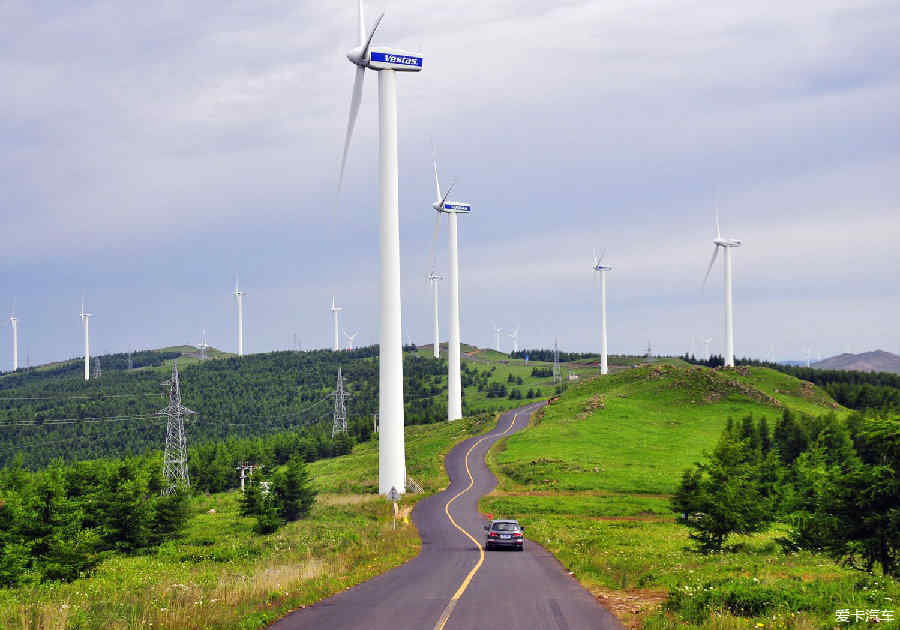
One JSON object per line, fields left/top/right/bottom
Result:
{"left": 0, "top": 393, "right": 162, "bottom": 401}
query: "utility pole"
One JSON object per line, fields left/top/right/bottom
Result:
{"left": 553, "top": 337, "right": 561, "bottom": 384}
{"left": 332, "top": 366, "right": 350, "bottom": 437}
{"left": 235, "top": 461, "right": 256, "bottom": 492}
{"left": 159, "top": 362, "right": 195, "bottom": 494}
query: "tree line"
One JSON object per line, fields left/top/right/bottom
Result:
{"left": 0, "top": 348, "right": 451, "bottom": 469}
{"left": 673, "top": 409, "right": 899, "bottom": 576}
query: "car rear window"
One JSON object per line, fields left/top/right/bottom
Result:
{"left": 492, "top": 522, "right": 518, "bottom": 531}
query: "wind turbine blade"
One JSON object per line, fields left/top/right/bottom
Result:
{"left": 338, "top": 67, "right": 366, "bottom": 198}
{"left": 361, "top": 12, "right": 384, "bottom": 58}
{"left": 433, "top": 157, "right": 442, "bottom": 202}
{"left": 439, "top": 181, "right": 456, "bottom": 209}
{"left": 357, "top": 0, "right": 365, "bottom": 47}
{"left": 703, "top": 246, "right": 720, "bottom": 286}
{"left": 715, "top": 210, "right": 721, "bottom": 239}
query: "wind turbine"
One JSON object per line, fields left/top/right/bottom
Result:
{"left": 427, "top": 272, "right": 443, "bottom": 359}
{"left": 330, "top": 297, "right": 343, "bottom": 352}
{"left": 703, "top": 337, "right": 713, "bottom": 361}
{"left": 8, "top": 304, "right": 18, "bottom": 371}
{"left": 491, "top": 322, "right": 503, "bottom": 353}
{"left": 343, "top": 329, "right": 359, "bottom": 351}
{"left": 198, "top": 329, "right": 209, "bottom": 361}
{"left": 592, "top": 249, "right": 613, "bottom": 375}
{"left": 233, "top": 277, "right": 245, "bottom": 357}
{"left": 80, "top": 298, "right": 92, "bottom": 381}
{"left": 428, "top": 154, "right": 471, "bottom": 422}
{"left": 703, "top": 213, "right": 742, "bottom": 368}
{"left": 338, "top": 0, "right": 422, "bottom": 495}
{"left": 508, "top": 326, "right": 520, "bottom": 354}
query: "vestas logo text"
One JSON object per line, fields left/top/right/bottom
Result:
{"left": 371, "top": 52, "right": 422, "bottom": 67}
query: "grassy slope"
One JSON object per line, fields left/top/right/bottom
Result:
{"left": 482, "top": 365, "right": 899, "bottom": 629}
{"left": 0, "top": 415, "right": 496, "bottom": 630}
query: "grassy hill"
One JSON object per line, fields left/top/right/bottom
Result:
{"left": 0, "top": 413, "right": 496, "bottom": 630}
{"left": 479, "top": 364, "right": 897, "bottom": 629}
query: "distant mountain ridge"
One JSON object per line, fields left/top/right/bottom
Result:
{"left": 812, "top": 350, "right": 900, "bottom": 374}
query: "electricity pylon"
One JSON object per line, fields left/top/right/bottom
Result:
{"left": 92, "top": 356, "right": 102, "bottom": 380}
{"left": 332, "top": 366, "right": 350, "bottom": 437}
{"left": 159, "top": 362, "right": 195, "bottom": 494}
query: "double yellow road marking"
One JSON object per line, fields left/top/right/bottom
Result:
{"left": 432, "top": 409, "right": 524, "bottom": 630}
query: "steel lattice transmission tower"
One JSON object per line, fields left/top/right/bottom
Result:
{"left": 92, "top": 356, "right": 102, "bottom": 380}
{"left": 159, "top": 362, "right": 195, "bottom": 494}
{"left": 553, "top": 337, "right": 562, "bottom": 384}
{"left": 332, "top": 366, "right": 351, "bottom": 437}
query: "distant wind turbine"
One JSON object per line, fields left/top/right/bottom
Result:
{"left": 428, "top": 150, "right": 471, "bottom": 421}
{"left": 592, "top": 249, "right": 613, "bottom": 375}
{"left": 233, "top": 277, "right": 245, "bottom": 357}
{"left": 427, "top": 272, "right": 443, "bottom": 359}
{"left": 491, "top": 322, "right": 503, "bottom": 353}
{"left": 331, "top": 297, "right": 343, "bottom": 352}
{"left": 703, "top": 337, "right": 713, "bottom": 361}
{"left": 703, "top": 212, "right": 742, "bottom": 367}
{"left": 80, "top": 298, "right": 92, "bottom": 381}
{"left": 8, "top": 303, "right": 18, "bottom": 372}
{"left": 508, "top": 326, "right": 520, "bottom": 353}
{"left": 343, "top": 329, "right": 359, "bottom": 351}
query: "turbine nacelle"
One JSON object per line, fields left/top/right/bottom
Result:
{"left": 713, "top": 238, "right": 742, "bottom": 248}
{"left": 433, "top": 200, "right": 472, "bottom": 214}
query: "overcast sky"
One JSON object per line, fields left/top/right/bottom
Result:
{"left": 2, "top": 0, "right": 899, "bottom": 369}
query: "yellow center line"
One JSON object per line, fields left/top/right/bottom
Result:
{"left": 433, "top": 406, "right": 531, "bottom": 630}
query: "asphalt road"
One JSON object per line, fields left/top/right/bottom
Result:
{"left": 269, "top": 402, "right": 623, "bottom": 630}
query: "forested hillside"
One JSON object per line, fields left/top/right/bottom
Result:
{"left": 0, "top": 347, "right": 448, "bottom": 468}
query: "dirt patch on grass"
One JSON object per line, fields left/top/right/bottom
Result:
{"left": 592, "top": 588, "right": 667, "bottom": 630}
{"left": 317, "top": 494, "right": 379, "bottom": 506}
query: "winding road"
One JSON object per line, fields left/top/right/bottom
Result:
{"left": 269, "top": 402, "right": 622, "bottom": 630}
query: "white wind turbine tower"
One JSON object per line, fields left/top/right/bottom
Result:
{"left": 508, "top": 326, "right": 520, "bottom": 354}
{"left": 233, "top": 277, "right": 245, "bottom": 357}
{"left": 337, "top": 0, "right": 422, "bottom": 495}
{"left": 703, "top": 337, "right": 713, "bottom": 361}
{"left": 343, "top": 329, "right": 359, "bottom": 351}
{"left": 427, "top": 154, "right": 471, "bottom": 422}
{"left": 331, "top": 297, "right": 343, "bottom": 352}
{"left": 592, "top": 249, "right": 613, "bottom": 375}
{"left": 427, "top": 272, "right": 443, "bottom": 359}
{"left": 491, "top": 322, "right": 503, "bottom": 353}
{"left": 80, "top": 298, "right": 92, "bottom": 381}
{"left": 703, "top": 213, "right": 742, "bottom": 368}
{"left": 9, "top": 304, "right": 18, "bottom": 372}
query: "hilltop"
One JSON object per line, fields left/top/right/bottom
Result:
{"left": 481, "top": 364, "right": 878, "bottom": 629}
{"left": 812, "top": 349, "right": 900, "bottom": 374}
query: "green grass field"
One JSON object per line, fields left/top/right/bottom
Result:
{"left": 482, "top": 364, "right": 898, "bottom": 629}
{"left": 0, "top": 415, "right": 496, "bottom": 630}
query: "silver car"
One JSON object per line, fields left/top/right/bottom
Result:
{"left": 483, "top": 519, "right": 525, "bottom": 551}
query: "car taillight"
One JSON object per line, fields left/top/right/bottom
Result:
{"left": 514, "top": 532, "right": 523, "bottom": 538}
{"left": 489, "top": 532, "right": 498, "bottom": 537}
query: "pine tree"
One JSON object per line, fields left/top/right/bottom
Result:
{"left": 273, "top": 456, "right": 317, "bottom": 522}
{"left": 240, "top": 476, "right": 264, "bottom": 517}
